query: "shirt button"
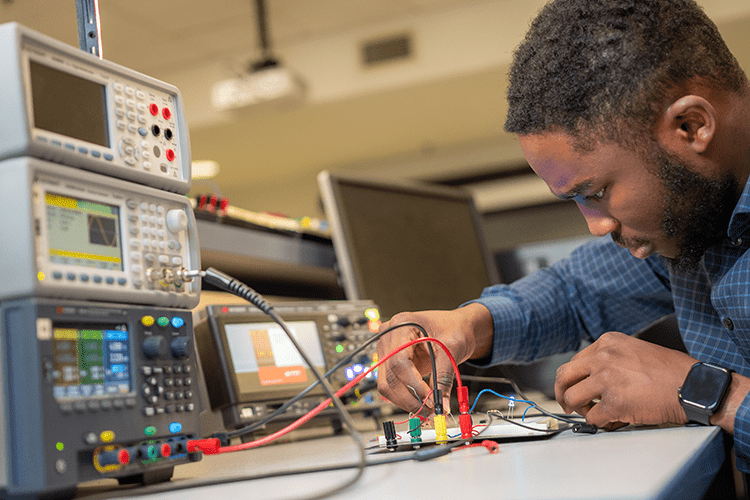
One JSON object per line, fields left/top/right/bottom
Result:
{"left": 724, "top": 318, "right": 735, "bottom": 330}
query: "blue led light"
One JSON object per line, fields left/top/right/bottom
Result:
{"left": 345, "top": 368, "right": 355, "bottom": 381}
{"left": 353, "top": 364, "right": 363, "bottom": 374}
{"left": 171, "top": 317, "right": 185, "bottom": 329}
{"left": 169, "top": 422, "right": 182, "bottom": 434}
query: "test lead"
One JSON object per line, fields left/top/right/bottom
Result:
{"left": 457, "top": 386, "right": 473, "bottom": 439}
{"left": 434, "top": 415, "right": 448, "bottom": 445}
{"left": 408, "top": 417, "right": 423, "bottom": 446}
{"left": 383, "top": 421, "right": 398, "bottom": 451}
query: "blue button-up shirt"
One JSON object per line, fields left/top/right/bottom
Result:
{"left": 472, "top": 177, "right": 750, "bottom": 471}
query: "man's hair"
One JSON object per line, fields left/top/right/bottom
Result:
{"left": 504, "top": 0, "right": 747, "bottom": 146}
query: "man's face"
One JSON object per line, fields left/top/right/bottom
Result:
{"left": 519, "top": 132, "right": 737, "bottom": 270}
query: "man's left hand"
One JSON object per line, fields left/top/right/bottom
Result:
{"left": 554, "top": 331, "right": 697, "bottom": 430}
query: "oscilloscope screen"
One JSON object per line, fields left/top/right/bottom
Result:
{"left": 46, "top": 192, "right": 124, "bottom": 271}
{"left": 222, "top": 320, "right": 328, "bottom": 400}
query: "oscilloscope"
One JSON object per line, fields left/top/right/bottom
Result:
{"left": 0, "top": 157, "right": 200, "bottom": 309}
{"left": 195, "top": 300, "right": 387, "bottom": 432}
{"left": 0, "top": 22, "right": 191, "bottom": 194}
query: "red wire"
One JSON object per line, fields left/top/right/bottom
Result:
{"left": 188, "top": 336, "right": 462, "bottom": 455}
{"left": 456, "top": 440, "right": 499, "bottom": 454}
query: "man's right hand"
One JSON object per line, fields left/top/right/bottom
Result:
{"left": 375, "top": 303, "right": 494, "bottom": 413}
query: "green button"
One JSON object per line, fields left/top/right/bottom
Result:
{"left": 157, "top": 317, "right": 170, "bottom": 327}
{"left": 336, "top": 344, "right": 344, "bottom": 353}
{"left": 144, "top": 426, "right": 157, "bottom": 436}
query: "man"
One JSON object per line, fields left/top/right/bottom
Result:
{"left": 376, "top": 0, "right": 750, "bottom": 472}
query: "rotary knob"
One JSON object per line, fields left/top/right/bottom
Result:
{"left": 165, "top": 209, "right": 188, "bottom": 233}
{"left": 142, "top": 336, "right": 165, "bottom": 359}
{"left": 170, "top": 336, "right": 191, "bottom": 359}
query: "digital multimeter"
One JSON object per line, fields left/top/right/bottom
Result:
{"left": 0, "top": 22, "right": 191, "bottom": 194}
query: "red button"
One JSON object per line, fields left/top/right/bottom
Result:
{"left": 160, "top": 443, "right": 172, "bottom": 458}
{"left": 166, "top": 149, "right": 175, "bottom": 162}
{"left": 162, "top": 107, "right": 172, "bottom": 120}
{"left": 118, "top": 448, "right": 130, "bottom": 465}
{"left": 149, "top": 103, "right": 159, "bottom": 116}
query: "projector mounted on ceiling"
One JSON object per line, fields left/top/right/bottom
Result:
{"left": 211, "top": 0, "right": 305, "bottom": 111}
{"left": 212, "top": 62, "right": 305, "bottom": 111}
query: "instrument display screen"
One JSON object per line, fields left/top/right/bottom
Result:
{"left": 224, "top": 320, "right": 327, "bottom": 397}
{"left": 51, "top": 325, "right": 132, "bottom": 400}
{"left": 29, "top": 60, "right": 110, "bottom": 148}
{"left": 46, "top": 192, "right": 124, "bottom": 271}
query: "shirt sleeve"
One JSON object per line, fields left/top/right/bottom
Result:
{"left": 466, "top": 236, "right": 675, "bottom": 365}
{"left": 733, "top": 392, "right": 750, "bottom": 473}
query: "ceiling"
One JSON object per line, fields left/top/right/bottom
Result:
{"left": 3, "top": 0, "right": 750, "bottom": 218}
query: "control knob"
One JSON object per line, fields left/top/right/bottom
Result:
{"left": 166, "top": 209, "right": 188, "bottom": 233}
{"left": 170, "top": 336, "right": 191, "bottom": 359}
{"left": 142, "top": 336, "right": 165, "bottom": 359}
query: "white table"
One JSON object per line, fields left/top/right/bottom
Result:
{"left": 74, "top": 424, "right": 727, "bottom": 500}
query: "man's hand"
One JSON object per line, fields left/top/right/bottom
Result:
{"left": 376, "top": 303, "right": 493, "bottom": 414}
{"left": 554, "top": 331, "right": 697, "bottom": 430}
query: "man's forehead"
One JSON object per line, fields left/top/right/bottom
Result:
{"left": 518, "top": 133, "right": 586, "bottom": 191}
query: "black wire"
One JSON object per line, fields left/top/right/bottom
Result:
{"left": 529, "top": 405, "right": 582, "bottom": 425}
{"left": 487, "top": 410, "right": 574, "bottom": 434}
{"left": 413, "top": 328, "right": 441, "bottom": 414}
{"left": 199, "top": 267, "right": 366, "bottom": 499}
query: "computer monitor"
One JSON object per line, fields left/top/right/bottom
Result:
{"left": 318, "top": 170, "right": 499, "bottom": 319}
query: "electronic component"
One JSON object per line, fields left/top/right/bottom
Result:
{"left": 0, "top": 22, "right": 191, "bottom": 193}
{"left": 0, "top": 298, "right": 202, "bottom": 499}
{"left": 0, "top": 157, "right": 200, "bottom": 308}
{"left": 194, "top": 300, "right": 387, "bottom": 431}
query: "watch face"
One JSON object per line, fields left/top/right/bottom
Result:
{"left": 680, "top": 363, "right": 731, "bottom": 409}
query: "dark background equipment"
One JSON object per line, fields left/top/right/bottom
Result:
{"left": 317, "top": 170, "right": 499, "bottom": 320}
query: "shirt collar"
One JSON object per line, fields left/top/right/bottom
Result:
{"left": 727, "top": 176, "right": 750, "bottom": 241}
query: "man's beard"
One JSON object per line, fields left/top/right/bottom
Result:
{"left": 653, "top": 148, "right": 737, "bottom": 272}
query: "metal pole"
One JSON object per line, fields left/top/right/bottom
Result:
{"left": 76, "top": 0, "right": 102, "bottom": 58}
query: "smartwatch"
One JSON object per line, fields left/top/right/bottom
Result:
{"left": 678, "top": 362, "right": 734, "bottom": 425}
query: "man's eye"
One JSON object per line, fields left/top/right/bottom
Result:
{"left": 586, "top": 188, "right": 605, "bottom": 201}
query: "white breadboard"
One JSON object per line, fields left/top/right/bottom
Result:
{"left": 376, "top": 417, "right": 553, "bottom": 449}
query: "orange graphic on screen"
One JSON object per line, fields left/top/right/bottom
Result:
{"left": 249, "top": 330, "right": 274, "bottom": 367}
{"left": 257, "top": 365, "right": 308, "bottom": 385}
{"left": 249, "top": 329, "right": 308, "bottom": 386}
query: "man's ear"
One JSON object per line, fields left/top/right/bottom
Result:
{"left": 659, "top": 95, "right": 716, "bottom": 154}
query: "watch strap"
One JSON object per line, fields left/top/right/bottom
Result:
{"left": 681, "top": 400, "right": 712, "bottom": 426}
